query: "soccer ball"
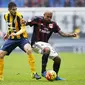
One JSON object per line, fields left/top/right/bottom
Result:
{"left": 46, "top": 70, "right": 57, "bottom": 81}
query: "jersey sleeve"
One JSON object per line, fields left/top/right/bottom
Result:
{"left": 31, "top": 16, "right": 39, "bottom": 22}
{"left": 19, "top": 14, "right": 23, "bottom": 20}
{"left": 26, "top": 16, "right": 39, "bottom": 26}
{"left": 18, "top": 13, "right": 25, "bottom": 27}
{"left": 18, "top": 14, "right": 23, "bottom": 22}
{"left": 53, "top": 22, "right": 61, "bottom": 33}
{"left": 4, "top": 13, "right": 8, "bottom": 22}
{"left": 16, "top": 13, "right": 26, "bottom": 34}
{"left": 16, "top": 13, "right": 26, "bottom": 35}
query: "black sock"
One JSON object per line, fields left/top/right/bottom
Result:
{"left": 53, "top": 57, "right": 61, "bottom": 74}
{"left": 42, "top": 54, "right": 49, "bottom": 73}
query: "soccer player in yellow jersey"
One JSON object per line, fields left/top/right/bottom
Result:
{"left": 0, "top": 2, "right": 41, "bottom": 81}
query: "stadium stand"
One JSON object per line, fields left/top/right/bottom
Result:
{"left": 0, "top": 0, "right": 85, "bottom": 7}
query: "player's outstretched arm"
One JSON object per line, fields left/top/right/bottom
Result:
{"left": 58, "top": 30, "right": 77, "bottom": 37}
{"left": 21, "top": 19, "right": 26, "bottom": 25}
{"left": 21, "top": 19, "right": 31, "bottom": 26}
{"left": 21, "top": 19, "right": 37, "bottom": 26}
{"left": 10, "top": 28, "right": 26, "bottom": 37}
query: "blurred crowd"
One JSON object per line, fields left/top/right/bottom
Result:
{"left": 0, "top": 0, "right": 85, "bottom": 7}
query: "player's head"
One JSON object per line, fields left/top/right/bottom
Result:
{"left": 8, "top": 2, "right": 17, "bottom": 16}
{"left": 43, "top": 11, "right": 52, "bottom": 22}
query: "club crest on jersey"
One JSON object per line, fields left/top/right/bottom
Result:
{"left": 41, "top": 23, "right": 43, "bottom": 26}
{"left": 49, "top": 24, "right": 53, "bottom": 28}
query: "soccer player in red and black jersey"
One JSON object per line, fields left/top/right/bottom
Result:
{"left": 22, "top": 11, "right": 77, "bottom": 80}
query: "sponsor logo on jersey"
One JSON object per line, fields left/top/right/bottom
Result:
{"left": 49, "top": 24, "right": 53, "bottom": 28}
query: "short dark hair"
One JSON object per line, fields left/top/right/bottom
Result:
{"left": 8, "top": 2, "right": 17, "bottom": 9}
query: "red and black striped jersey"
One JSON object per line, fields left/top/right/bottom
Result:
{"left": 26, "top": 16, "right": 61, "bottom": 45}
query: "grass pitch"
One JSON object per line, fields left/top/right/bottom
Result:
{"left": 0, "top": 52, "right": 85, "bottom": 85}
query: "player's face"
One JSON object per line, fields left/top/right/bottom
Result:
{"left": 9, "top": 7, "right": 17, "bottom": 16}
{"left": 44, "top": 13, "right": 52, "bottom": 22}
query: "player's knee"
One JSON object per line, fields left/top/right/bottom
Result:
{"left": 43, "top": 47, "right": 50, "bottom": 54}
{"left": 0, "top": 50, "right": 5, "bottom": 59}
{"left": 24, "top": 43, "right": 32, "bottom": 54}
{"left": 26, "top": 49, "right": 32, "bottom": 54}
{"left": 24, "top": 45, "right": 32, "bottom": 54}
{"left": 53, "top": 56, "right": 61, "bottom": 63}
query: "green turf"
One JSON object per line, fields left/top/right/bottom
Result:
{"left": 0, "top": 52, "right": 85, "bottom": 85}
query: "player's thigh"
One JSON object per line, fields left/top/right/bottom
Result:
{"left": 34, "top": 42, "right": 59, "bottom": 59}
{"left": 33, "top": 41, "right": 50, "bottom": 54}
{"left": 49, "top": 46, "right": 59, "bottom": 60}
{"left": 24, "top": 43, "right": 32, "bottom": 53}
{"left": 0, "top": 50, "right": 7, "bottom": 58}
{"left": 18, "top": 39, "right": 32, "bottom": 53}
{"left": 0, "top": 39, "right": 17, "bottom": 55}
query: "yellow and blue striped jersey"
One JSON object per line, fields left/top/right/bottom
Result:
{"left": 4, "top": 11, "right": 28, "bottom": 39}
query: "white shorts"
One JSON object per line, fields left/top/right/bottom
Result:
{"left": 32, "top": 41, "right": 58, "bottom": 59}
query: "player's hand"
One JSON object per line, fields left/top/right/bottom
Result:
{"left": 3, "top": 34, "right": 8, "bottom": 40}
{"left": 21, "top": 19, "right": 26, "bottom": 25}
{"left": 10, "top": 33, "right": 16, "bottom": 36}
{"left": 72, "top": 33, "right": 78, "bottom": 37}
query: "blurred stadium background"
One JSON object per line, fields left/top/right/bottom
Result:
{"left": 0, "top": 0, "right": 85, "bottom": 53}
